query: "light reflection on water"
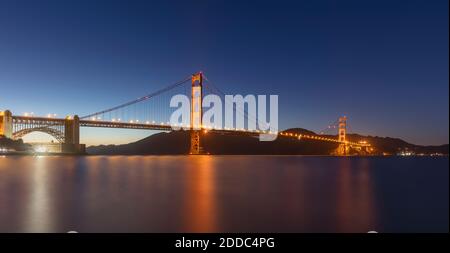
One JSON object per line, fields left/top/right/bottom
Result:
{"left": 0, "top": 156, "right": 448, "bottom": 232}
{"left": 335, "top": 159, "right": 375, "bottom": 232}
{"left": 25, "top": 156, "right": 54, "bottom": 232}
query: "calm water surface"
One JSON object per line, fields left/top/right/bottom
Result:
{"left": 0, "top": 155, "right": 448, "bottom": 232}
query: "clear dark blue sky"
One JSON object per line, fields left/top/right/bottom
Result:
{"left": 0, "top": 0, "right": 448, "bottom": 145}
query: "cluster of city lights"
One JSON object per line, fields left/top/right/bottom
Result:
{"left": 0, "top": 147, "right": 11, "bottom": 153}
{"left": 34, "top": 146, "right": 48, "bottom": 153}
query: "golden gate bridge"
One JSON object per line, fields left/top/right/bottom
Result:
{"left": 0, "top": 72, "right": 371, "bottom": 155}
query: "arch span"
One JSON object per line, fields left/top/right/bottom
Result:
{"left": 13, "top": 127, "right": 65, "bottom": 143}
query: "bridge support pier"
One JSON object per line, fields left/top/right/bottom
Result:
{"left": 190, "top": 130, "right": 201, "bottom": 155}
{"left": 337, "top": 144, "right": 347, "bottom": 156}
{"left": 63, "top": 115, "right": 85, "bottom": 153}
{"left": 64, "top": 115, "right": 80, "bottom": 145}
{"left": 0, "top": 110, "right": 13, "bottom": 139}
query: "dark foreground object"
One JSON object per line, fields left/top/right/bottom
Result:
{"left": 0, "top": 233, "right": 447, "bottom": 252}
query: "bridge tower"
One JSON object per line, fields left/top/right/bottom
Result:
{"left": 63, "top": 115, "right": 84, "bottom": 153}
{"left": 64, "top": 115, "right": 80, "bottom": 145}
{"left": 0, "top": 110, "right": 13, "bottom": 138}
{"left": 337, "top": 116, "right": 347, "bottom": 155}
{"left": 190, "top": 72, "right": 203, "bottom": 154}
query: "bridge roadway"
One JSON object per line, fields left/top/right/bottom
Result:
{"left": 11, "top": 116, "right": 370, "bottom": 148}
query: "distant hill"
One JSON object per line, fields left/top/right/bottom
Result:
{"left": 87, "top": 130, "right": 190, "bottom": 155}
{"left": 344, "top": 133, "right": 449, "bottom": 155}
{"left": 86, "top": 128, "right": 449, "bottom": 155}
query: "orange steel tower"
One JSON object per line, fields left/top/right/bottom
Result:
{"left": 190, "top": 72, "right": 203, "bottom": 154}
{"left": 337, "top": 116, "right": 347, "bottom": 155}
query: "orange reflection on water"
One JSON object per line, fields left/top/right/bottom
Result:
{"left": 23, "top": 156, "right": 56, "bottom": 232}
{"left": 336, "top": 158, "right": 377, "bottom": 232}
{"left": 182, "top": 155, "right": 218, "bottom": 232}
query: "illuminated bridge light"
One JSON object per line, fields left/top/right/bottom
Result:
{"left": 34, "top": 146, "right": 48, "bottom": 153}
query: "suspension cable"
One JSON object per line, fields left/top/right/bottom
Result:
{"left": 202, "top": 74, "right": 264, "bottom": 130}
{"left": 80, "top": 76, "right": 191, "bottom": 119}
{"left": 318, "top": 119, "right": 339, "bottom": 135}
